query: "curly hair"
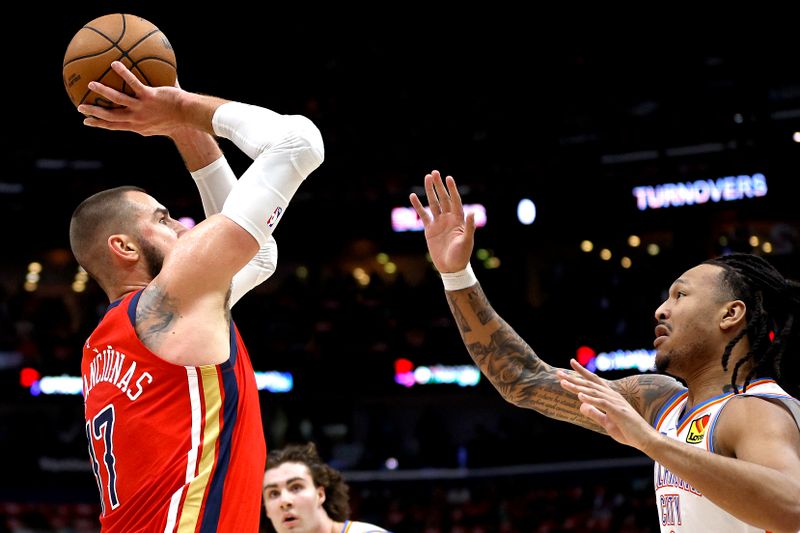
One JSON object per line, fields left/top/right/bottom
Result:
{"left": 704, "top": 253, "right": 800, "bottom": 397}
{"left": 265, "top": 442, "right": 350, "bottom": 521}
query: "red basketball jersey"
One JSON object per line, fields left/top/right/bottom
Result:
{"left": 81, "top": 289, "right": 266, "bottom": 532}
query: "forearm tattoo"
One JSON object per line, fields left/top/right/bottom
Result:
{"left": 446, "top": 284, "right": 606, "bottom": 434}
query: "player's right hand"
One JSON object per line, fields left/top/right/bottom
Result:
{"left": 409, "top": 170, "right": 476, "bottom": 274}
{"left": 77, "top": 61, "right": 185, "bottom": 138}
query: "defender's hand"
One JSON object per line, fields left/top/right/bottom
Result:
{"left": 409, "top": 170, "right": 476, "bottom": 274}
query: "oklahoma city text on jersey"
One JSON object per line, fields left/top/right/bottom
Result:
{"left": 654, "top": 464, "right": 701, "bottom": 496}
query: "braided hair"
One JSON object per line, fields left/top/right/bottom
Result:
{"left": 704, "top": 253, "right": 800, "bottom": 397}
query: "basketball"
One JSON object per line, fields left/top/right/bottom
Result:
{"left": 63, "top": 14, "right": 177, "bottom": 108}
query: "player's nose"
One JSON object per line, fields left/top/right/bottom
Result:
{"left": 173, "top": 220, "right": 189, "bottom": 237}
{"left": 654, "top": 301, "right": 670, "bottom": 321}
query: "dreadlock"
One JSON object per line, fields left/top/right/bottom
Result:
{"left": 704, "top": 253, "right": 800, "bottom": 397}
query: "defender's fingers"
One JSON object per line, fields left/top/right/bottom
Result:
{"left": 409, "top": 193, "right": 432, "bottom": 225}
{"left": 579, "top": 401, "right": 608, "bottom": 425}
{"left": 424, "top": 173, "right": 441, "bottom": 217}
{"left": 569, "top": 358, "right": 606, "bottom": 384}
{"left": 561, "top": 378, "right": 618, "bottom": 403}
{"left": 465, "top": 212, "right": 476, "bottom": 237}
{"left": 445, "top": 175, "right": 464, "bottom": 216}
{"left": 556, "top": 369, "right": 588, "bottom": 388}
{"left": 432, "top": 172, "right": 452, "bottom": 213}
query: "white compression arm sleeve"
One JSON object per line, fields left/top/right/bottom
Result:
{"left": 190, "top": 156, "right": 237, "bottom": 215}
{"left": 228, "top": 235, "right": 277, "bottom": 307}
{"left": 215, "top": 102, "right": 324, "bottom": 246}
{"left": 190, "top": 156, "right": 279, "bottom": 307}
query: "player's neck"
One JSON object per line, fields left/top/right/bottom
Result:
{"left": 685, "top": 359, "right": 757, "bottom": 408}
{"left": 106, "top": 281, "right": 148, "bottom": 303}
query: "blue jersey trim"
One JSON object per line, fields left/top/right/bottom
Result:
{"left": 126, "top": 289, "right": 145, "bottom": 327}
{"left": 652, "top": 389, "right": 687, "bottom": 429}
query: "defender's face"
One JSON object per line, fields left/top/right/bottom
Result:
{"left": 263, "top": 462, "right": 326, "bottom": 533}
{"left": 652, "top": 264, "right": 728, "bottom": 376}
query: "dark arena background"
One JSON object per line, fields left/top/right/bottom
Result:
{"left": 2, "top": 5, "right": 800, "bottom": 532}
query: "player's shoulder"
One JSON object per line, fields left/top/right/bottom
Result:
{"left": 713, "top": 386, "right": 800, "bottom": 455}
{"left": 717, "top": 386, "right": 800, "bottom": 440}
{"left": 725, "top": 390, "right": 798, "bottom": 418}
{"left": 612, "top": 372, "right": 687, "bottom": 424}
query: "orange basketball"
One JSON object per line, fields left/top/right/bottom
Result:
{"left": 63, "top": 13, "right": 177, "bottom": 108}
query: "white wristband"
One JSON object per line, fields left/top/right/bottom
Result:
{"left": 440, "top": 263, "right": 478, "bottom": 291}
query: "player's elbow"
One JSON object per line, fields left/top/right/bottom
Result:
{"left": 785, "top": 487, "right": 800, "bottom": 530}
{"left": 288, "top": 115, "right": 325, "bottom": 176}
{"left": 771, "top": 520, "right": 800, "bottom": 533}
{"left": 782, "top": 506, "right": 800, "bottom": 533}
{"left": 769, "top": 497, "right": 800, "bottom": 533}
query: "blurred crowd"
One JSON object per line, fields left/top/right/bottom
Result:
{"left": 1, "top": 467, "right": 659, "bottom": 533}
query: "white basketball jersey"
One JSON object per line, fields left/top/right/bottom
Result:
{"left": 341, "top": 520, "right": 389, "bottom": 533}
{"left": 653, "top": 379, "right": 800, "bottom": 533}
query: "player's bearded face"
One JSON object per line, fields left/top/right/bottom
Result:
{"left": 655, "top": 353, "right": 671, "bottom": 373}
{"left": 139, "top": 238, "right": 165, "bottom": 278}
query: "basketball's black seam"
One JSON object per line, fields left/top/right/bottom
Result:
{"left": 125, "top": 30, "right": 169, "bottom": 86}
{"left": 104, "top": 29, "right": 173, "bottom": 88}
{"left": 72, "top": 14, "right": 127, "bottom": 105}
{"left": 63, "top": 27, "right": 119, "bottom": 67}
{"left": 75, "top": 52, "right": 176, "bottom": 106}
{"left": 77, "top": 13, "right": 127, "bottom": 49}
{"left": 70, "top": 14, "right": 176, "bottom": 105}
{"left": 118, "top": 14, "right": 130, "bottom": 98}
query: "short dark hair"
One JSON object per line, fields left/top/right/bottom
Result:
{"left": 265, "top": 442, "right": 350, "bottom": 521}
{"left": 69, "top": 186, "right": 145, "bottom": 285}
{"left": 704, "top": 252, "right": 800, "bottom": 396}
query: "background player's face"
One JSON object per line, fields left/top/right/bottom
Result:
{"left": 263, "top": 462, "right": 326, "bottom": 532}
{"left": 653, "top": 264, "right": 730, "bottom": 378}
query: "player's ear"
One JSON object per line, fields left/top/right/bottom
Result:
{"left": 317, "top": 486, "right": 326, "bottom": 506}
{"left": 108, "top": 234, "right": 139, "bottom": 263}
{"left": 720, "top": 299, "right": 746, "bottom": 331}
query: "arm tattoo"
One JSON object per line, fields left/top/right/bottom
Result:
{"left": 446, "top": 284, "right": 606, "bottom": 434}
{"left": 136, "top": 283, "right": 179, "bottom": 351}
{"left": 611, "top": 375, "right": 686, "bottom": 425}
{"left": 614, "top": 378, "right": 644, "bottom": 414}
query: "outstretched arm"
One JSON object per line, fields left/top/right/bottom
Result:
{"left": 445, "top": 282, "right": 604, "bottom": 431}
{"left": 410, "top": 171, "right": 684, "bottom": 432}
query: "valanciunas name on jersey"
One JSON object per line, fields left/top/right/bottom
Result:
{"left": 83, "top": 345, "right": 153, "bottom": 401}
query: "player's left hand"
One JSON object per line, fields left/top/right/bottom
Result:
{"left": 558, "top": 359, "right": 660, "bottom": 453}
